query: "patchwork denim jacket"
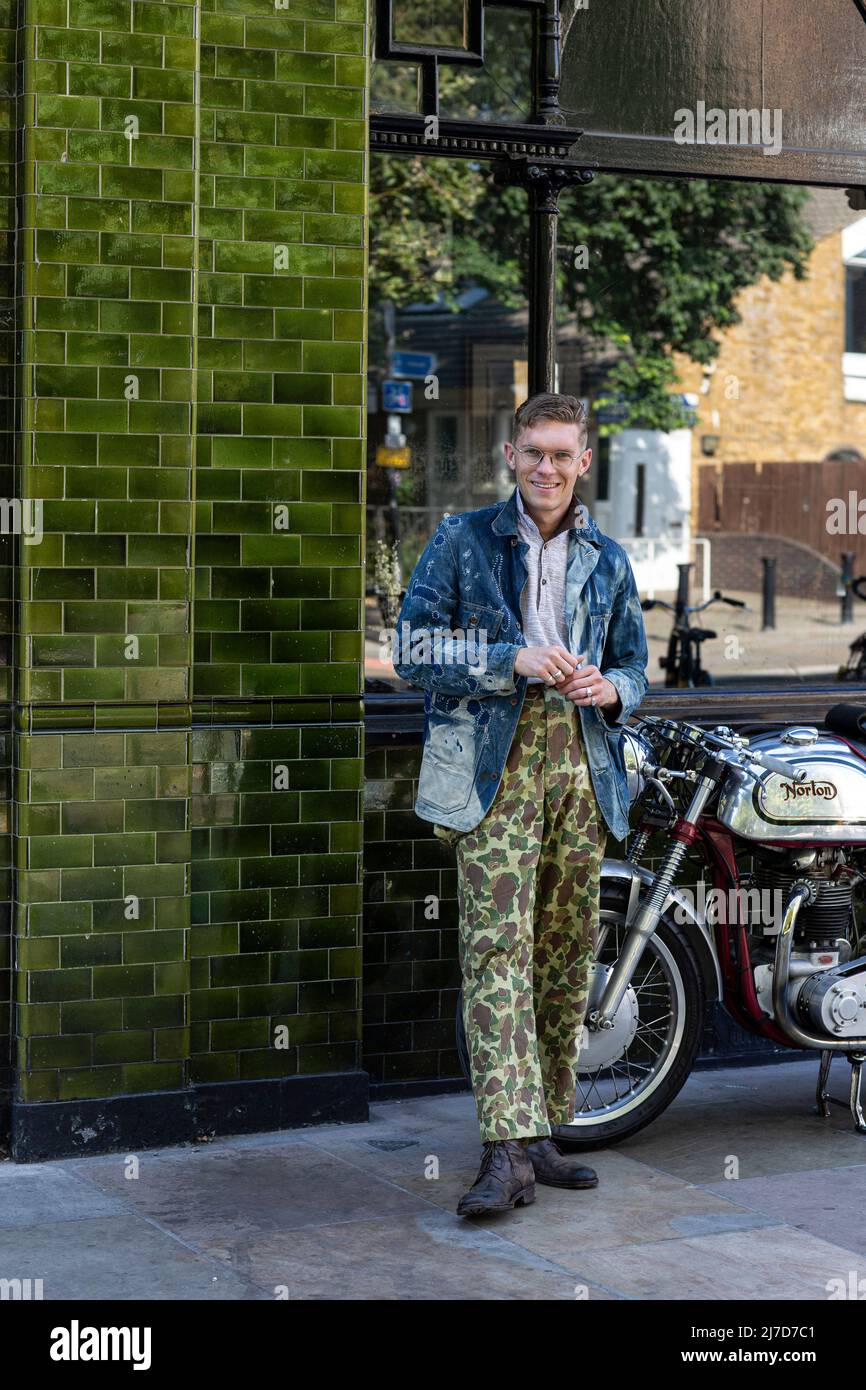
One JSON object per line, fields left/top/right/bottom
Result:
{"left": 392, "top": 487, "right": 649, "bottom": 840}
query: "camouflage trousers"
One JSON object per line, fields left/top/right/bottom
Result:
{"left": 435, "top": 685, "right": 606, "bottom": 1142}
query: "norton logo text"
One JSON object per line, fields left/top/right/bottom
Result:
{"left": 776, "top": 777, "right": 838, "bottom": 801}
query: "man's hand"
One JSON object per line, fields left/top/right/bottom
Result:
{"left": 513, "top": 644, "right": 579, "bottom": 685}
{"left": 556, "top": 655, "right": 621, "bottom": 713}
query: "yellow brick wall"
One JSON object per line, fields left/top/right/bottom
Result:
{"left": 676, "top": 230, "right": 866, "bottom": 518}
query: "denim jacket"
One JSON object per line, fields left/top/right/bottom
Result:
{"left": 392, "top": 487, "right": 649, "bottom": 840}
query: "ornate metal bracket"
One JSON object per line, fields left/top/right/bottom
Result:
{"left": 495, "top": 156, "right": 596, "bottom": 205}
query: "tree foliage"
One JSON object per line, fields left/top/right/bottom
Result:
{"left": 370, "top": 152, "right": 814, "bottom": 430}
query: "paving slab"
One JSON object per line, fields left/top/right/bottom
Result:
{"left": 0, "top": 1163, "right": 128, "bottom": 1229}
{"left": 209, "top": 1209, "right": 619, "bottom": 1301}
{"left": 702, "top": 1163, "right": 866, "bottom": 1260}
{"left": 393, "top": 1156, "right": 779, "bottom": 1254}
{"left": 294, "top": 1104, "right": 484, "bottom": 1179}
{"left": 69, "top": 1140, "right": 429, "bottom": 1251}
{"left": 0, "top": 1216, "right": 266, "bottom": 1301}
{"left": 562, "top": 1224, "right": 861, "bottom": 1301}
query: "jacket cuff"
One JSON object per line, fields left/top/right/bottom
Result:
{"left": 479, "top": 641, "right": 521, "bottom": 694}
{"left": 603, "top": 670, "right": 641, "bottom": 725}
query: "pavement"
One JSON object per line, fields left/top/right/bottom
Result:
{"left": 1, "top": 1057, "right": 866, "bottom": 1300}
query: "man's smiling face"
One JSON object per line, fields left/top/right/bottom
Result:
{"left": 503, "top": 418, "right": 592, "bottom": 527}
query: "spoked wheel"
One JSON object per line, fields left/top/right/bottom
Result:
{"left": 455, "top": 879, "right": 705, "bottom": 1150}
{"left": 555, "top": 882, "right": 704, "bottom": 1149}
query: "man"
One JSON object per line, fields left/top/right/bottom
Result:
{"left": 393, "top": 392, "right": 649, "bottom": 1217}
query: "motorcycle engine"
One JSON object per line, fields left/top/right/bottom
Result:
{"left": 752, "top": 856, "right": 853, "bottom": 951}
{"left": 748, "top": 848, "right": 866, "bottom": 1038}
{"left": 796, "top": 964, "right": 866, "bottom": 1038}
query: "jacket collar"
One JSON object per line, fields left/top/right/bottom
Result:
{"left": 492, "top": 484, "right": 602, "bottom": 546}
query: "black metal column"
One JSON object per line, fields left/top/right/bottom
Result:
{"left": 534, "top": 0, "right": 563, "bottom": 128}
{"left": 528, "top": 175, "right": 558, "bottom": 394}
{"left": 518, "top": 162, "right": 594, "bottom": 397}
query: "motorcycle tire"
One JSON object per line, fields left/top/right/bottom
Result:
{"left": 455, "top": 876, "right": 705, "bottom": 1151}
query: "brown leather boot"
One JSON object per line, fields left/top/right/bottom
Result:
{"left": 525, "top": 1137, "right": 598, "bottom": 1189}
{"left": 456, "top": 1140, "right": 536, "bottom": 1217}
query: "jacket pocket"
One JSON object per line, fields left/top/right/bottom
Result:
{"left": 589, "top": 609, "right": 612, "bottom": 665}
{"left": 418, "top": 699, "right": 486, "bottom": 813}
{"left": 453, "top": 601, "right": 503, "bottom": 669}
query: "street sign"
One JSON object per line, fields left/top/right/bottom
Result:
{"left": 376, "top": 445, "right": 411, "bottom": 469}
{"left": 594, "top": 398, "right": 629, "bottom": 425}
{"left": 392, "top": 351, "right": 437, "bottom": 379}
{"left": 382, "top": 380, "right": 413, "bottom": 412}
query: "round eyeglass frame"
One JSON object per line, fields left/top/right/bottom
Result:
{"left": 513, "top": 444, "right": 584, "bottom": 467}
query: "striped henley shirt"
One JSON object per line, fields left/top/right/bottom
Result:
{"left": 515, "top": 487, "right": 583, "bottom": 684}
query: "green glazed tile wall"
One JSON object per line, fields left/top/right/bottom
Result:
{"left": 194, "top": 0, "right": 366, "bottom": 704}
{"left": 0, "top": 724, "right": 10, "bottom": 1116}
{"left": 0, "top": 2, "right": 14, "bottom": 1119}
{"left": 19, "top": 0, "right": 197, "bottom": 713}
{"left": 190, "top": 720, "right": 362, "bottom": 1083}
{"left": 11, "top": 0, "right": 368, "bottom": 1115}
{"left": 16, "top": 729, "right": 190, "bottom": 1102}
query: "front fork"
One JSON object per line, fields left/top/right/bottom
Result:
{"left": 589, "top": 774, "right": 718, "bottom": 1029}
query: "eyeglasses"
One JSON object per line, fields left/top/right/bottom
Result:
{"left": 513, "top": 445, "right": 584, "bottom": 467}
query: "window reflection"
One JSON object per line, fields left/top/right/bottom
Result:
{"left": 391, "top": 0, "right": 468, "bottom": 51}
{"left": 367, "top": 167, "right": 866, "bottom": 694}
{"left": 371, "top": 8, "right": 533, "bottom": 122}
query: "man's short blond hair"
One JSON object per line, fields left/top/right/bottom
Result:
{"left": 513, "top": 393, "right": 588, "bottom": 451}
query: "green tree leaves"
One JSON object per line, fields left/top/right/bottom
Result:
{"left": 370, "top": 153, "right": 813, "bottom": 430}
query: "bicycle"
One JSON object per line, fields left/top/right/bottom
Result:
{"left": 837, "top": 576, "right": 866, "bottom": 681}
{"left": 640, "top": 589, "right": 747, "bottom": 688}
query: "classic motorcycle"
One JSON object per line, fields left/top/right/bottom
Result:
{"left": 456, "top": 702, "right": 866, "bottom": 1147}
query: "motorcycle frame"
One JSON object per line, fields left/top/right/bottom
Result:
{"left": 693, "top": 817, "right": 800, "bottom": 1049}
{"left": 624, "top": 803, "right": 864, "bottom": 1049}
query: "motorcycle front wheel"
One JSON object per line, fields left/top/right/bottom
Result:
{"left": 455, "top": 877, "right": 705, "bottom": 1150}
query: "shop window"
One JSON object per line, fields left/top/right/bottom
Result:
{"left": 367, "top": 167, "right": 866, "bottom": 695}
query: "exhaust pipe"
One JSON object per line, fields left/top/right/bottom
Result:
{"left": 772, "top": 884, "right": 866, "bottom": 1052}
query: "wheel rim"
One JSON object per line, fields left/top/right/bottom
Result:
{"left": 561, "top": 908, "right": 687, "bottom": 1129}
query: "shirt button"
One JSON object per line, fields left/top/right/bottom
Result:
{"left": 541, "top": 578, "right": 547, "bottom": 585}
{"left": 510, "top": 697, "right": 518, "bottom": 705}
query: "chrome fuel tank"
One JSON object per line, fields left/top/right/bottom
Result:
{"left": 716, "top": 730, "right": 866, "bottom": 843}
